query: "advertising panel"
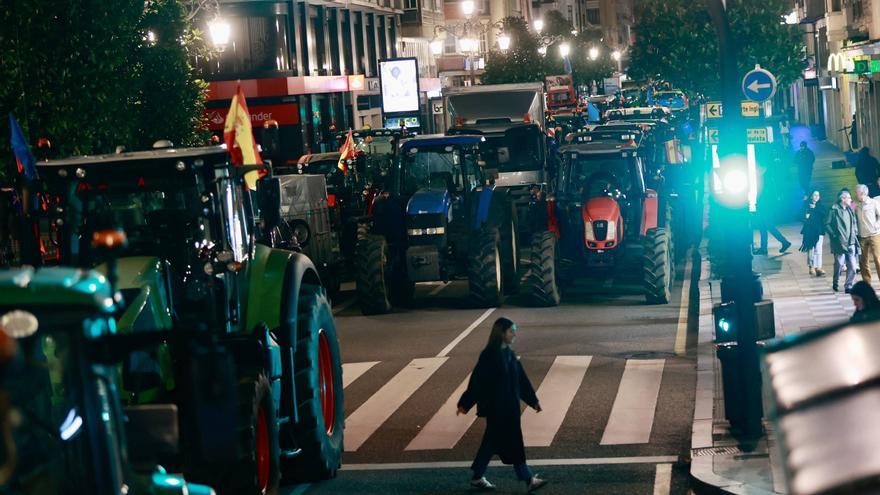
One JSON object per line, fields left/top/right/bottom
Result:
{"left": 379, "top": 57, "right": 420, "bottom": 114}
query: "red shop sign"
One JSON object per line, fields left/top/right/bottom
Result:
{"left": 204, "top": 103, "right": 301, "bottom": 131}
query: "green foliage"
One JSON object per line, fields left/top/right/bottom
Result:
{"left": 543, "top": 10, "right": 573, "bottom": 38}
{"left": 0, "top": 0, "right": 209, "bottom": 185}
{"left": 629, "top": 0, "right": 805, "bottom": 96}
{"left": 481, "top": 17, "right": 546, "bottom": 84}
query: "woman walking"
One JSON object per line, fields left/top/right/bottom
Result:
{"left": 457, "top": 317, "right": 548, "bottom": 492}
{"left": 800, "top": 190, "right": 827, "bottom": 276}
{"left": 849, "top": 280, "right": 880, "bottom": 323}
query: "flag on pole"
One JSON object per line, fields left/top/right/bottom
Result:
{"left": 223, "top": 85, "right": 262, "bottom": 189}
{"left": 8, "top": 113, "right": 38, "bottom": 182}
{"left": 337, "top": 129, "right": 355, "bottom": 174}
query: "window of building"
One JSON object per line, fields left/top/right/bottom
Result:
{"left": 852, "top": 0, "right": 865, "bottom": 20}
{"left": 587, "top": 8, "right": 599, "bottom": 25}
{"left": 479, "top": 31, "right": 487, "bottom": 54}
{"left": 444, "top": 34, "right": 457, "bottom": 54}
{"left": 201, "top": 14, "right": 291, "bottom": 77}
{"left": 405, "top": 0, "right": 417, "bottom": 9}
{"left": 830, "top": 0, "right": 841, "bottom": 12}
{"left": 567, "top": 5, "right": 573, "bottom": 21}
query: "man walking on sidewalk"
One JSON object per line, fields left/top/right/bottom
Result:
{"left": 795, "top": 141, "right": 816, "bottom": 196}
{"left": 855, "top": 184, "right": 880, "bottom": 285}
{"left": 826, "top": 189, "right": 860, "bottom": 292}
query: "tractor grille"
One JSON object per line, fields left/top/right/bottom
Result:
{"left": 593, "top": 221, "right": 608, "bottom": 241}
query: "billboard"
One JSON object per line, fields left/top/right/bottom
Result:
{"left": 379, "top": 57, "right": 420, "bottom": 114}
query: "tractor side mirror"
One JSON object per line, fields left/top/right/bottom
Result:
{"left": 257, "top": 176, "right": 282, "bottom": 230}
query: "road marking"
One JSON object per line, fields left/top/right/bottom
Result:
{"left": 342, "top": 362, "right": 379, "bottom": 389}
{"left": 405, "top": 374, "right": 475, "bottom": 451}
{"left": 675, "top": 256, "right": 693, "bottom": 355}
{"left": 600, "top": 359, "right": 665, "bottom": 445}
{"left": 653, "top": 463, "right": 672, "bottom": 495}
{"left": 344, "top": 357, "right": 447, "bottom": 451}
{"left": 342, "top": 455, "right": 680, "bottom": 471}
{"left": 436, "top": 308, "right": 496, "bottom": 358}
{"left": 522, "top": 356, "right": 592, "bottom": 447}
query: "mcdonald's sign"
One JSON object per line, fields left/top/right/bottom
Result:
{"left": 827, "top": 52, "right": 854, "bottom": 73}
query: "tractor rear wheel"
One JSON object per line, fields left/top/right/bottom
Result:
{"left": 523, "top": 231, "right": 561, "bottom": 307}
{"left": 468, "top": 227, "right": 503, "bottom": 307}
{"left": 284, "top": 285, "right": 344, "bottom": 481}
{"left": 355, "top": 234, "right": 391, "bottom": 315}
{"left": 643, "top": 228, "right": 673, "bottom": 304}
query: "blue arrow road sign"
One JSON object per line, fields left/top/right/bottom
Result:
{"left": 742, "top": 66, "right": 777, "bottom": 102}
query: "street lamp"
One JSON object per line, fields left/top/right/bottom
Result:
{"left": 461, "top": 0, "right": 475, "bottom": 17}
{"left": 589, "top": 46, "right": 599, "bottom": 61}
{"left": 559, "top": 42, "right": 571, "bottom": 58}
{"left": 208, "top": 17, "right": 231, "bottom": 52}
{"left": 538, "top": 46, "right": 547, "bottom": 56}
{"left": 534, "top": 19, "right": 544, "bottom": 33}
{"left": 430, "top": 37, "right": 444, "bottom": 56}
{"left": 497, "top": 33, "right": 511, "bottom": 51}
{"left": 611, "top": 49, "right": 621, "bottom": 61}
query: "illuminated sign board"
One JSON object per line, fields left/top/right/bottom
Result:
{"left": 379, "top": 57, "right": 420, "bottom": 115}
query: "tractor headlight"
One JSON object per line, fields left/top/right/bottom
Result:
{"left": 408, "top": 227, "right": 446, "bottom": 236}
{"left": 584, "top": 222, "right": 595, "bottom": 241}
{"left": 607, "top": 221, "right": 616, "bottom": 240}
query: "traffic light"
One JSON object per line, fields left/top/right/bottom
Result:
{"left": 713, "top": 301, "right": 738, "bottom": 343}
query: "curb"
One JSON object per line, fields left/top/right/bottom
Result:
{"left": 688, "top": 252, "right": 778, "bottom": 495}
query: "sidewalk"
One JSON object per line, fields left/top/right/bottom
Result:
{"left": 690, "top": 135, "right": 866, "bottom": 494}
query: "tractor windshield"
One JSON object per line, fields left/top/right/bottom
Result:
{"left": 480, "top": 125, "right": 544, "bottom": 173}
{"left": 565, "top": 155, "right": 643, "bottom": 200}
{"left": 399, "top": 145, "right": 479, "bottom": 197}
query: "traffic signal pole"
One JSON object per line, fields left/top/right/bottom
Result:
{"left": 705, "top": 0, "right": 764, "bottom": 440}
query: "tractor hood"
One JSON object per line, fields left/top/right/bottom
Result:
{"left": 0, "top": 267, "right": 115, "bottom": 313}
{"left": 406, "top": 189, "right": 450, "bottom": 217}
{"left": 582, "top": 196, "right": 620, "bottom": 223}
{"left": 96, "top": 256, "right": 174, "bottom": 331}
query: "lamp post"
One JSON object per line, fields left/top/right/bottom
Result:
{"left": 429, "top": 1, "right": 508, "bottom": 86}
{"left": 612, "top": 49, "right": 622, "bottom": 72}
{"left": 208, "top": 17, "right": 231, "bottom": 52}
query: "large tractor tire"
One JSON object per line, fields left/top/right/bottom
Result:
{"left": 499, "top": 216, "right": 520, "bottom": 296}
{"left": 284, "top": 285, "right": 344, "bottom": 481}
{"left": 355, "top": 234, "right": 391, "bottom": 315}
{"left": 468, "top": 227, "right": 503, "bottom": 307}
{"left": 643, "top": 228, "right": 673, "bottom": 304}
{"left": 523, "top": 231, "right": 561, "bottom": 307}
{"left": 207, "top": 373, "right": 280, "bottom": 495}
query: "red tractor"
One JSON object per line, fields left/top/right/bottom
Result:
{"left": 523, "top": 129, "right": 674, "bottom": 305}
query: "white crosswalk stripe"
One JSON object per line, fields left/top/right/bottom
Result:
{"left": 344, "top": 357, "right": 447, "bottom": 452}
{"left": 601, "top": 359, "right": 666, "bottom": 445}
{"left": 522, "top": 355, "right": 593, "bottom": 447}
{"left": 405, "top": 374, "right": 475, "bottom": 451}
{"left": 342, "top": 362, "right": 379, "bottom": 389}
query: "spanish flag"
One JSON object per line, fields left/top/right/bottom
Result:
{"left": 337, "top": 129, "right": 355, "bottom": 175}
{"left": 223, "top": 85, "right": 262, "bottom": 189}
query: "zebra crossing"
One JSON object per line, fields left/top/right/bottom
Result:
{"left": 340, "top": 354, "right": 671, "bottom": 453}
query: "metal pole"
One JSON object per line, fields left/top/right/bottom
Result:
{"left": 469, "top": 52, "right": 476, "bottom": 85}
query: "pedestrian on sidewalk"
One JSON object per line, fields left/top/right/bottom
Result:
{"left": 754, "top": 168, "right": 792, "bottom": 255}
{"left": 826, "top": 189, "right": 860, "bottom": 292}
{"left": 795, "top": 141, "right": 816, "bottom": 196}
{"left": 849, "top": 281, "right": 880, "bottom": 323}
{"left": 856, "top": 184, "right": 880, "bottom": 285}
{"left": 855, "top": 147, "right": 880, "bottom": 197}
{"left": 800, "top": 190, "right": 826, "bottom": 276}
{"left": 458, "top": 317, "right": 547, "bottom": 492}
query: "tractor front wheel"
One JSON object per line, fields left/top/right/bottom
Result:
{"left": 500, "top": 217, "right": 519, "bottom": 295}
{"left": 468, "top": 227, "right": 503, "bottom": 307}
{"left": 523, "top": 230, "right": 561, "bottom": 307}
{"left": 643, "top": 228, "right": 673, "bottom": 304}
{"left": 355, "top": 234, "right": 391, "bottom": 315}
{"left": 284, "top": 285, "right": 345, "bottom": 481}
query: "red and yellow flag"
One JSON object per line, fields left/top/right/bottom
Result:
{"left": 337, "top": 129, "right": 355, "bottom": 175}
{"left": 224, "top": 85, "right": 262, "bottom": 189}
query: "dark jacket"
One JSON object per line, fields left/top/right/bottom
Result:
{"left": 851, "top": 307, "right": 880, "bottom": 323}
{"left": 795, "top": 148, "right": 816, "bottom": 169}
{"left": 458, "top": 346, "right": 538, "bottom": 419}
{"left": 855, "top": 151, "right": 880, "bottom": 187}
{"left": 800, "top": 199, "right": 826, "bottom": 252}
{"left": 825, "top": 203, "right": 859, "bottom": 255}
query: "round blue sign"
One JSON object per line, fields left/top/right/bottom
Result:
{"left": 742, "top": 67, "right": 777, "bottom": 102}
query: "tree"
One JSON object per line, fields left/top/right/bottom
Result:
{"left": 629, "top": 0, "right": 804, "bottom": 97}
{"left": 481, "top": 17, "right": 546, "bottom": 84}
{"left": 0, "top": 0, "right": 210, "bottom": 185}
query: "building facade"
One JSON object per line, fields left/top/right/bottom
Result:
{"left": 202, "top": 0, "right": 421, "bottom": 163}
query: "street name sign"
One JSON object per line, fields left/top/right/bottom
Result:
{"left": 707, "top": 128, "right": 719, "bottom": 144}
{"left": 741, "top": 101, "right": 760, "bottom": 117}
{"left": 742, "top": 65, "right": 777, "bottom": 102}
{"left": 746, "top": 128, "right": 768, "bottom": 143}
{"left": 706, "top": 102, "right": 723, "bottom": 119}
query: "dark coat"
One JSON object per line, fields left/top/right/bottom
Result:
{"left": 458, "top": 346, "right": 539, "bottom": 465}
{"left": 825, "top": 203, "right": 859, "bottom": 255}
{"left": 800, "top": 199, "right": 826, "bottom": 252}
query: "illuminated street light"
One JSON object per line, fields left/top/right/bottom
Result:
{"left": 611, "top": 50, "right": 621, "bottom": 61}
{"left": 461, "top": 0, "right": 475, "bottom": 17}
{"left": 538, "top": 45, "right": 547, "bottom": 55}
{"left": 460, "top": 37, "right": 478, "bottom": 53}
{"left": 783, "top": 10, "right": 798, "bottom": 25}
{"left": 430, "top": 37, "right": 443, "bottom": 55}
{"left": 497, "top": 33, "right": 511, "bottom": 51}
{"left": 208, "top": 17, "right": 231, "bottom": 51}
{"left": 559, "top": 42, "right": 570, "bottom": 58}
{"left": 589, "top": 46, "right": 599, "bottom": 60}
{"left": 571, "top": 29, "right": 578, "bottom": 35}
{"left": 534, "top": 19, "right": 544, "bottom": 33}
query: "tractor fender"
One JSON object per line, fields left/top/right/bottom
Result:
{"left": 641, "top": 189, "right": 659, "bottom": 236}
{"left": 245, "top": 244, "right": 321, "bottom": 337}
{"left": 472, "top": 185, "right": 496, "bottom": 230}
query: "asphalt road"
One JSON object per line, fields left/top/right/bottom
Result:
{"left": 284, "top": 253, "right": 700, "bottom": 494}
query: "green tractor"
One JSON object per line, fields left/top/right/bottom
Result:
{"left": 0, "top": 265, "right": 223, "bottom": 495}
{"left": 35, "top": 146, "right": 345, "bottom": 494}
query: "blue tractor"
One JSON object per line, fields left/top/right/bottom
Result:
{"left": 355, "top": 135, "right": 519, "bottom": 314}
